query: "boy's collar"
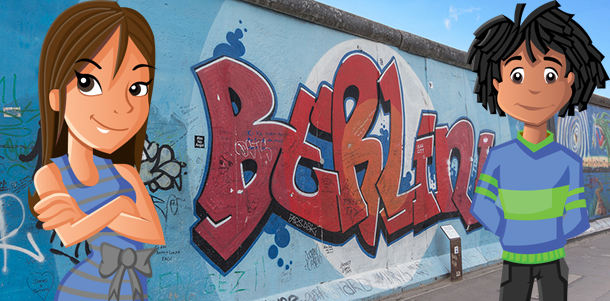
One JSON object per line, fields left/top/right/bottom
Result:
{"left": 517, "top": 130, "right": 554, "bottom": 152}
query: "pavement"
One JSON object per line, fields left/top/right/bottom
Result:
{"left": 378, "top": 230, "right": 610, "bottom": 301}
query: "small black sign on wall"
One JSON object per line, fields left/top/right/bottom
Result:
{"left": 195, "top": 135, "right": 205, "bottom": 148}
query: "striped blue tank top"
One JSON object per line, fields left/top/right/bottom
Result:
{"left": 50, "top": 154, "right": 149, "bottom": 301}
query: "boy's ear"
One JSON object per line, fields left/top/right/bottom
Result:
{"left": 567, "top": 72, "right": 575, "bottom": 87}
{"left": 49, "top": 89, "right": 59, "bottom": 112}
{"left": 493, "top": 78, "right": 499, "bottom": 92}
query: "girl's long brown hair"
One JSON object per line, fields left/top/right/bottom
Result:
{"left": 30, "top": 1, "right": 155, "bottom": 216}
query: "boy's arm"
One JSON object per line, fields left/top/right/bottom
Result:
{"left": 563, "top": 158, "right": 589, "bottom": 238}
{"left": 470, "top": 150, "right": 505, "bottom": 236}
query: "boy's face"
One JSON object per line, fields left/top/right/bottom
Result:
{"left": 493, "top": 42, "right": 574, "bottom": 127}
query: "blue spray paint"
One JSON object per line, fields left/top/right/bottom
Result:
{"left": 275, "top": 228, "right": 290, "bottom": 248}
{"left": 213, "top": 28, "right": 246, "bottom": 58}
{"left": 295, "top": 165, "right": 317, "bottom": 193}
{"left": 450, "top": 157, "right": 459, "bottom": 190}
{"left": 239, "top": 20, "right": 248, "bottom": 32}
{"left": 263, "top": 215, "right": 292, "bottom": 269}
{"left": 399, "top": 171, "right": 414, "bottom": 194}
{"left": 467, "top": 154, "right": 478, "bottom": 198}
{"left": 367, "top": 105, "right": 391, "bottom": 166}
{"left": 268, "top": 245, "right": 278, "bottom": 259}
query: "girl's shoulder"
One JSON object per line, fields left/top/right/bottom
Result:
{"left": 113, "top": 164, "right": 140, "bottom": 183}
{"left": 34, "top": 162, "right": 67, "bottom": 196}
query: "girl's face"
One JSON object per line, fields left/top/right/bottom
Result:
{"left": 59, "top": 28, "right": 153, "bottom": 154}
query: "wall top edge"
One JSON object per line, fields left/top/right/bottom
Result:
{"left": 239, "top": 0, "right": 610, "bottom": 107}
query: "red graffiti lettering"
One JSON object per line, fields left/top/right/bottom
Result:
{"left": 377, "top": 60, "right": 413, "bottom": 235}
{"left": 477, "top": 132, "right": 496, "bottom": 181}
{"left": 192, "top": 57, "right": 285, "bottom": 264}
{"left": 192, "top": 53, "right": 495, "bottom": 272}
{"left": 443, "top": 120, "right": 476, "bottom": 225}
{"left": 332, "top": 53, "right": 382, "bottom": 247}
{"left": 271, "top": 86, "right": 341, "bottom": 232}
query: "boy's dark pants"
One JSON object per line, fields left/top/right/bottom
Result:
{"left": 499, "top": 258, "right": 569, "bottom": 301}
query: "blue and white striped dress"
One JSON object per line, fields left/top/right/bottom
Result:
{"left": 51, "top": 154, "right": 149, "bottom": 301}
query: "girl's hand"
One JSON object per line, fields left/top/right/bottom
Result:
{"left": 34, "top": 192, "right": 86, "bottom": 230}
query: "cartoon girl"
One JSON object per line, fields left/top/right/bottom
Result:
{"left": 29, "top": 2, "right": 164, "bottom": 300}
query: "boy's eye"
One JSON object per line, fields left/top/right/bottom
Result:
{"left": 75, "top": 71, "right": 102, "bottom": 96}
{"left": 129, "top": 83, "right": 148, "bottom": 97}
{"left": 510, "top": 68, "right": 524, "bottom": 84}
{"left": 544, "top": 68, "right": 558, "bottom": 84}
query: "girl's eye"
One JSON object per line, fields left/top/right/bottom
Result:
{"left": 510, "top": 68, "right": 524, "bottom": 84}
{"left": 129, "top": 82, "right": 148, "bottom": 97}
{"left": 544, "top": 68, "right": 558, "bottom": 84}
{"left": 75, "top": 71, "right": 102, "bottom": 96}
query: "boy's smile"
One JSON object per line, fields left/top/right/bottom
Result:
{"left": 493, "top": 42, "right": 575, "bottom": 127}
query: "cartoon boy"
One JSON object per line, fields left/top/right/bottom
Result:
{"left": 468, "top": 1, "right": 608, "bottom": 300}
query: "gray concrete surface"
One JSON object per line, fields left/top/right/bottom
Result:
{"left": 378, "top": 231, "right": 610, "bottom": 301}
{"left": 240, "top": 0, "right": 469, "bottom": 69}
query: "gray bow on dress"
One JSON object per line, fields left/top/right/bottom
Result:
{"left": 98, "top": 242, "right": 156, "bottom": 301}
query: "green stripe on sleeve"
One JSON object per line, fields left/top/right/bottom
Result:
{"left": 475, "top": 186, "right": 497, "bottom": 201}
{"left": 565, "top": 199, "right": 587, "bottom": 211}
{"left": 478, "top": 173, "right": 498, "bottom": 188}
{"left": 567, "top": 187, "right": 584, "bottom": 197}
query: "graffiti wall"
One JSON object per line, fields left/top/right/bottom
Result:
{"left": 0, "top": 0, "right": 608, "bottom": 300}
{"left": 555, "top": 105, "right": 610, "bottom": 220}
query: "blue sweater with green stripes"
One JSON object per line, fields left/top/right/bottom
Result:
{"left": 471, "top": 131, "right": 589, "bottom": 264}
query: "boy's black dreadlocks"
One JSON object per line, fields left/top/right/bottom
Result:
{"left": 467, "top": 1, "right": 608, "bottom": 117}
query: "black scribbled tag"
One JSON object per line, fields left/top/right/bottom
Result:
{"left": 195, "top": 135, "right": 205, "bottom": 148}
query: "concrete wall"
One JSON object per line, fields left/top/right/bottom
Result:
{"left": 1, "top": 0, "right": 609, "bottom": 300}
